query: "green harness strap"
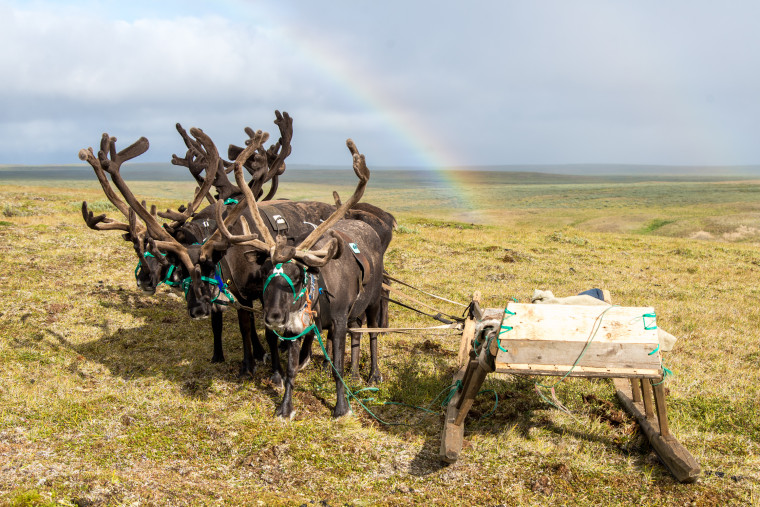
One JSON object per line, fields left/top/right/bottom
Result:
{"left": 262, "top": 261, "right": 309, "bottom": 304}
{"left": 134, "top": 252, "right": 180, "bottom": 287}
{"left": 180, "top": 264, "right": 236, "bottom": 305}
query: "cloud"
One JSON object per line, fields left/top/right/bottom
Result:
{"left": 3, "top": 0, "right": 760, "bottom": 166}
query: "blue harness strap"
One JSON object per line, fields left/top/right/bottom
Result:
{"left": 180, "top": 263, "right": 236, "bottom": 305}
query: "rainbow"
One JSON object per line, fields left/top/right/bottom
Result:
{"left": 230, "top": 2, "right": 485, "bottom": 217}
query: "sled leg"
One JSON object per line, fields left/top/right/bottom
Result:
{"left": 613, "top": 378, "right": 700, "bottom": 483}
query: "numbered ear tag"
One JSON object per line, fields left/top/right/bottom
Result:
{"left": 349, "top": 243, "right": 361, "bottom": 254}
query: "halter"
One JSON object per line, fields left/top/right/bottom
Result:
{"left": 180, "top": 263, "right": 236, "bottom": 306}
{"left": 262, "top": 260, "right": 310, "bottom": 303}
{"left": 134, "top": 252, "right": 180, "bottom": 288}
{"left": 264, "top": 261, "right": 322, "bottom": 341}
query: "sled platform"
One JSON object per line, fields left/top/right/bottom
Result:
{"left": 440, "top": 294, "right": 700, "bottom": 483}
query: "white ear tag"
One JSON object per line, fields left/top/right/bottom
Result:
{"left": 349, "top": 243, "right": 361, "bottom": 254}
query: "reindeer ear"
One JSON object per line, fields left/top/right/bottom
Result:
{"left": 328, "top": 234, "right": 344, "bottom": 260}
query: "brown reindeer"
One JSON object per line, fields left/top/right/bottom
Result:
{"left": 219, "top": 138, "right": 389, "bottom": 418}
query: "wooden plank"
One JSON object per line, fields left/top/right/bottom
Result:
{"left": 454, "top": 360, "right": 490, "bottom": 426}
{"left": 439, "top": 367, "right": 467, "bottom": 464}
{"left": 496, "top": 303, "right": 659, "bottom": 344}
{"left": 458, "top": 318, "right": 476, "bottom": 369}
{"left": 653, "top": 382, "right": 670, "bottom": 438}
{"left": 496, "top": 339, "right": 661, "bottom": 371}
{"left": 457, "top": 292, "right": 481, "bottom": 369}
{"left": 613, "top": 379, "right": 700, "bottom": 483}
{"left": 494, "top": 362, "right": 662, "bottom": 378}
{"left": 641, "top": 379, "right": 655, "bottom": 419}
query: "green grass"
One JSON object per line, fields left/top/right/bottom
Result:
{"left": 0, "top": 178, "right": 759, "bottom": 505}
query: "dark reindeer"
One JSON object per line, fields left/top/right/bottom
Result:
{"left": 220, "top": 138, "right": 388, "bottom": 418}
{"left": 80, "top": 113, "right": 297, "bottom": 367}
{"left": 127, "top": 128, "right": 340, "bottom": 386}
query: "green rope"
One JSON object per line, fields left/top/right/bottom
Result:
{"left": 652, "top": 365, "right": 674, "bottom": 386}
{"left": 495, "top": 307, "right": 517, "bottom": 353}
{"left": 441, "top": 380, "right": 463, "bottom": 406}
{"left": 313, "top": 330, "right": 405, "bottom": 426}
{"left": 476, "top": 389, "right": 498, "bottom": 419}
{"left": 271, "top": 323, "right": 319, "bottom": 342}
{"left": 643, "top": 312, "right": 658, "bottom": 330}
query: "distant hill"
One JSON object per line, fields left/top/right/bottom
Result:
{"left": 1, "top": 163, "right": 759, "bottom": 187}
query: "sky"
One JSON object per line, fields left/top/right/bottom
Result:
{"left": 2, "top": 0, "right": 760, "bottom": 168}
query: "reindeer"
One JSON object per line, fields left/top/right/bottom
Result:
{"left": 219, "top": 138, "right": 388, "bottom": 418}
{"left": 80, "top": 113, "right": 300, "bottom": 368}
{"left": 111, "top": 127, "right": 344, "bottom": 387}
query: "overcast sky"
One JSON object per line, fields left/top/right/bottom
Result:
{"left": 2, "top": 0, "right": 760, "bottom": 168}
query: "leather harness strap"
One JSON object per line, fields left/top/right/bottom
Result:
{"left": 260, "top": 206, "right": 289, "bottom": 234}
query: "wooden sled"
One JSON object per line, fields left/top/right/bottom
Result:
{"left": 440, "top": 293, "right": 700, "bottom": 484}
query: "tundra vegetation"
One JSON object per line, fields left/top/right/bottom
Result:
{"left": 0, "top": 169, "right": 759, "bottom": 505}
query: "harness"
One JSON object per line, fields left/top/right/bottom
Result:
{"left": 180, "top": 263, "right": 236, "bottom": 306}
{"left": 134, "top": 252, "right": 181, "bottom": 288}
{"left": 263, "top": 260, "right": 322, "bottom": 341}
{"left": 331, "top": 230, "right": 370, "bottom": 287}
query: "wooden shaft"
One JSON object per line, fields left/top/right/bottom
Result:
{"left": 641, "top": 379, "right": 655, "bottom": 419}
{"left": 454, "top": 361, "right": 489, "bottom": 426}
{"left": 653, "top": 382, "right": 670, "bottom": 438}
{"left": 631, "top": 378, "right": 642, "bottom": 403}
{"left": 458, "top": 318, "right": 476, "bottom": 369}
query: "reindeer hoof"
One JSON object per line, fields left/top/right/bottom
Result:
{"left": 276, "top": 410, "right": 296, "bottom": 421}
{"left": 238, "top": 366, "right": 255, "bottom": 379}
{"left": 270, "top": 372, "right": 284, "bottom": 390}
{"left": 333, "top": 405, "right": 353, "bottom": 419}
{"left": 211, "top": 354, "right": 225, "bottom": 364}
{"left": 275, "top": 405, "right": 294, "bottom": 420}
{"left": 368, "top": 372, "right": 383, "bottom": 385}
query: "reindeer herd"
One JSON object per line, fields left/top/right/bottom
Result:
{"left": 80, "top": 111, "right": 395, "bottom": 419}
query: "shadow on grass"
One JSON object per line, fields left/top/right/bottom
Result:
{"left": 38, "top": 285, "right": 285, "bottom": 408}
{"left": 30, "top": 285, "right": 671, "bottom": 480}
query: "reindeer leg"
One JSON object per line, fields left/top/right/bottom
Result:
{"left": 248, "top": 310, "right": 267, "bottom": 362}
{"left": 350, "top": 319, "right": 362, "bottom": 382}
{"left": 297, "top": 333, "right": 314, "bottom": 373}
{"left": 331, "top": 317, "right": 351, "bottom": 418}
{"left": 236, "top": 310, "right": 255, "bottom": 378}
{"left": 265, "top": 328, "right": 285, "bottom": 389}
{"left": 210, "top": 308, "right": 225, "bottom": 363}
{"left": 275, "top": 339, "right": 299, "bottom": 419}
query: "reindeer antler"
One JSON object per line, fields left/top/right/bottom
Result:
{"left": 80, "top": 134, "right": 196, "bottom": 273}
{"left": 226, "top": 138, "right": 369, "bottom": 268}
{"left": 158, "top": 127, "right": 219, "bottom": 231}
{"left": 79, "top": 134, "right": 147, "bottom": 235}
{"left": 172, "top": 123, "right": 242, "bottom": 202}
{"left": 197, "top": 129, "right": 275, "bottom": 263}
{"left": 227, "top": 110, "right": 293, "bottom": 201}
{"left": 295, "top": 138, "right": 369, "bottom": 252}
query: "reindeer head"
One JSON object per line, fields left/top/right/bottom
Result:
{"left": 219, "top": 138, "right": 369, "bottom": 337}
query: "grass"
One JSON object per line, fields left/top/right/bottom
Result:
{"left": 0, "top": 177, "right": 759, "bottom": 505}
